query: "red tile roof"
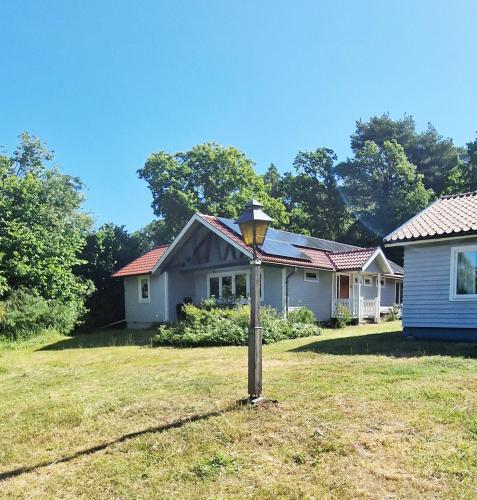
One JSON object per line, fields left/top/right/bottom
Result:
{"left": 114, "top": 215, "right": 400, "bottom": 277}
{"left": 112, "top": 245, "right": 169, "bottom": 277}
{"left": 385, "top": 191, "right": 477, "bottom": 244}
{"left": 200, "top": 215, "right": 336, "bottom": 270}
{"left": 328, "top": 248, "right": 375, "bottom": 271}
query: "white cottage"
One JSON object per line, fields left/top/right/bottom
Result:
{"left": 114, "top": 213, "right": 403, "bottom": 328}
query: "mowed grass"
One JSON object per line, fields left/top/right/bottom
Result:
{"left": 1, "top": 322, "right": 477, "bottom": 499}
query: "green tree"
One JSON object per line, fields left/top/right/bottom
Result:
{"left": 445, "top": 134, "right": 477, "bottom": 194}
{"left": 351, "top": 114, "right": 463, "bottom": 195}
{"left": 78, "top": 224, "right": 143, "bottom": 328}
{"left": 281, "top": 149, "right": 351, "bottom": 240}
{"left": 138, "top": 143, "right": 289, "bottom": 241}
{"left": 0, "top": 133, "right": 92, "bottom": 334}
{"left": 336, "top": 140, "right": 432, "bottom": 240}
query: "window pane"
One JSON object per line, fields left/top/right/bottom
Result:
{"left": 306, "top": 272, "right": 317, "bottom": 280}
{"left": 235, "top": 274, "right": 247, "bottom": 298}
{"left": 456, "top": 251, "right": 477, "bottom": 295}
{"left": 141, "top": 279, "right": 149, "bottom": 299}
{"left": 209, "top": 277, "right": 219, "bottom": 298}
{"left": 222, "top": 276, "right": 233, "bottom": 298}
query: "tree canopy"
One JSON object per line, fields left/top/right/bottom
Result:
{"left": 137, "top": 143, "right": 289, "bottom": 242}
{"left": 0, "top": 133, "right": 93, "bottom": 335}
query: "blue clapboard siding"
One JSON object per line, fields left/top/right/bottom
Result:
{"left": 403, "top": 239, "right": 477, "bottom": 329}
{"left": 288, "top": 269, "right": 333, "bottom": 321}
{"left": 124, "top": 273, "right": 167, "bottom": 328}
{"left": 263, "top": 265, "right": 284, "bottom": 311}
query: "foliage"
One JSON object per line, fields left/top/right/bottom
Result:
{"left": 281, "top": 149, "right": 351, "bottom": 240}
{"left": 444, "top": 135, "right": 477, "bottom": 194}
{"left": 77, "top": 224, "right": 144, "bottom": 328}
{"left": 137, "top": 143, "right": 289, "bottom": 242}
{"left": 0, "top": 288, "right": 82, "bottom": 340}
{"left": 0, "top": 133, "right": 93, "bottom": 336}
{"left": 153, "top": 303, "right": 320, "bottom": 347}
{"left": 287, "top": 307, "right": 316, "bottom": 325}
{"left": 384, "top": 304, "right": 401, "bottom": 322}
{"left": 336, "top": 140, "right": 432, "bottom": 241}
{"left": 334, "top": 303, "right": 353, "bottom": 328}
{"left": 351, "top": 114, "right": 464, "bottom": 195}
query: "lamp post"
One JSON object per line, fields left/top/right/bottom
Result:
{"left": 235, "top": 200, "right": 273, "bottom": 401}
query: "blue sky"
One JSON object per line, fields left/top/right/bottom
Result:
{"left": 1, "top": 0, "right": 476, "bottom": 231}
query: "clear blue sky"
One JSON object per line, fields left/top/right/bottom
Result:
{"left": 1, "top": 0, "right": 476, "bottom": 231}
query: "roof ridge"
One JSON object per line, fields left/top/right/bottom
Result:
{"left": 440, "top": 190, "right": 477, "bottom": 199}
{"left": 329, "top": 247, "right": 376, "bottom": 255}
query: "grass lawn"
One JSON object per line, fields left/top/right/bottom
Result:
{"left": 1, "top": 321, "right": 476, "bottom": 498}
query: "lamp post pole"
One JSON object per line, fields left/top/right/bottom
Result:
{"left": 249, "top": 240, "right": 262, "bottom": 399}
{"left": 235, "top": 199, "right": 273, "bottom": 402}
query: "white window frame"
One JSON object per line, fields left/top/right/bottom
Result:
{"left": 449, "top": 244, "right": 477, "bottom": 301}
{"left": 376, "top": 277, "right": 386, "bottom": 288}
{"left": 363, "top": 276, "right": 373, "bottom": 287}
{"left": 304, "top": 270, "right": 319, "bottom": 283}
{"left": 206, "top": 270, "right": 264, "bottom": 301}
{"left": 138, "top": 275, "right": 151, "bottom": 303}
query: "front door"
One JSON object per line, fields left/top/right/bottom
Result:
{"left": 337, "top": 274, "right": 350, "bottom": 299}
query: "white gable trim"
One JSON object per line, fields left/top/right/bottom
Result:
{"left": 383, "top": 199, "right": 440, "bottom": 244}
{"left": 362, "top": 247, "right": 393, "bottom": 275}
{"left": 385, "top": 233, "right": 477, "bottom": 248}
{"left": 151, "top": 214, "right": 252, "bottom": 274}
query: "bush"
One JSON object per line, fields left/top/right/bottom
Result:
{"left": 153, "top": 303, "right": 320, "bottom": 347}
{"left": 287, "top": 307, "right": 316, "bottom": 325}
{"left": 334, "top": 303, "right": 353, "bottom": 328}
{"left": 384, "top": 304, "right": 401, "bottom": 322}
{"left": 0, "top": 288, "right": 85, "bottom": 340}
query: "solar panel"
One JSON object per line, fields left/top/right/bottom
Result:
{"left": 218, "top": 217, "right": 358, "bottom": 253}
{"left": 260, "top": 239, "right": 311, "bottom": 260}
{"left": 217, "top": 217, "right": 311, "bottom": 261}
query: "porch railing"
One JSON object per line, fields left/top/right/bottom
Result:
{"left": 332, "top": 298, "right": 379, "bottom": 320}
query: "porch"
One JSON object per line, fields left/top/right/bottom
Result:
{"left": 332, "top": 270, "right": 385, "bottom": 323}
{"left": 332, "top": 297, "right": 380, "bottom": 322}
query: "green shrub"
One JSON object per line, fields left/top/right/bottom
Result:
{"left": 384, "top": 304, "right": 401, "bottom": 322}
{"left": 287, "top": 307, "right": 316, "bottom": 325}
{"left": 0, "top": 288, "right": 85, "bottom": 340}
{"left": 153, "top": 304, "right": 320, "bottom": 347}
{"left": 334, "top": 303, "right": 353, "bottom": 328}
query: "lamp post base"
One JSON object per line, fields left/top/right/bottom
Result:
{"left": 237, "top": 396, "right": 278, "bottom": 407}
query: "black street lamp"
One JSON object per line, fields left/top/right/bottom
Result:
{"left": 236, "top": 200, "right": 273, "bottom": 401}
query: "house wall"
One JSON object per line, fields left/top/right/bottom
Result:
{"left": 381, "top": 278, "right": 399, "bottom": 306}
{"left": 124, "top": 273, "right": 167, "bottom": 328}
{"left": 352, "top": 274, "right": 401, "bottom": 306}
{"left": 403, "top": 238, "right": 477, "bottom": 340}
{"left": 288, "top": 268, "right": 333, "bottom": 321}
{"left": 263, "top": 265, "right": 284, "bottom": 311}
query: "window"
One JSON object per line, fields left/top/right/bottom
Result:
{"left": 450, "top": 245, "right": 477, "bottom": 300}
{"left": 138, "top": 276, "right": 150, "bottom": 303}
{"left": 304, "top": 271, "right": 319, "bottom": 282}
{"left": 395, "top": 281, "right": 403, "bottom": 304}
{"left": 206, "top": 270, "right": 263, "bottom": 301}
{"left": 363, "top": 276, "right": 372, "bottom": 286}
{"left": 376, "top": 277, "right": 386, "bottom": 287}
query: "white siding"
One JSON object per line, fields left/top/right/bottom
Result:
{"left": 403, "top": 239, "right": 477, "bottom": 328}
{"left": 124, "top": 273, "right": 167, "bottom": 328}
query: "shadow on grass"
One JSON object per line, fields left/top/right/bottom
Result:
{"left": 292, "top": 331, "right": 477, "bottom": 358}
{"left": 0, "top": 401, "right": 248, "bottom": 482}
{"left": 37, "top": 329, "right": 156, "bottom": 350}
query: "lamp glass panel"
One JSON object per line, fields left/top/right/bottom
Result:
{"left": 239, "top": 222, "right": 255, "bottom": 246}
